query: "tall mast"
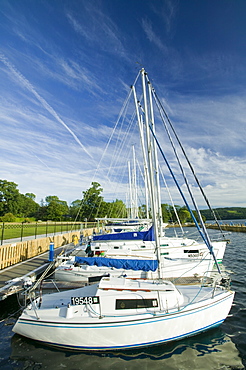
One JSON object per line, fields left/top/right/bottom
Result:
{"left": 132, "top": 145, "right": 138, "bottom": 219}
{"left": 128, "top": 160, "right": 133, "bottom": 218}
{"left": 147, "top": 78, "right": 163, "bottom": 235}
{"left": 132, "top": 85, "right": 150, "bottom": 219}
{"left": 141, "top": 68, "right": 162, "bottom": 278}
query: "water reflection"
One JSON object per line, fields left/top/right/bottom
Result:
{"left": 10, "top": 328, "right": 244, "bottom": 369}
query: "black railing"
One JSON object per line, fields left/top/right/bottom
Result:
{"left": 0, "top": 222, "right": 97, "bottom": 245}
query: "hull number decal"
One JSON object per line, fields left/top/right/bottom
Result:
{"left": 71, "top": 296, "right": 100, "bottom": 305}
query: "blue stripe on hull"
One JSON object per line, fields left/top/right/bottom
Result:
{"left": 20, "top": 320, "right": 224, "bottom": 351}
{"left": 17, "top": 292, "right": 233, "bottom": 329}
{"left": 15, "top": 293, "right": 233, "bottom": 351}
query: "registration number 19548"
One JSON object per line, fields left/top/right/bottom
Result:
{"left": 71, "top": 296, "right": 100, "bottom": 305}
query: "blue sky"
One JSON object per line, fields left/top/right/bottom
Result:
{"left": 0, "top": 0, "right": 246, "bottom": 208}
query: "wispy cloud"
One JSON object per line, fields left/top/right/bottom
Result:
{"left": 158, "top": 145, "right": 246, "bottom": 208}
{"left": 0, "top": 52, "right": 93, "bottom": 159}
{"left": 66, "top": 13, "right": 92, "bottom": 42}
{"left": 151, "top": 0, "right": 178, "bottom": 35}
{"left": 66, "top": 6, "right": 130, "bottom": 62}
{"left": 57, "top": 58, "right": 104, "bottom": 94}
{"left": 141, "top": 18, "right": 167, "bottom": 52}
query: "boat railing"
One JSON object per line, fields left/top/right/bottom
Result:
{"left": 199, "top": 270, "right": 231, "bottom": 298}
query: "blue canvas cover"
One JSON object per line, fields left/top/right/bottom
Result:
{"left": 74, "top": 256, "right": 158, "bottom": 271}
{"left": 93, "top": 225, "right": 155, "bottom": 242}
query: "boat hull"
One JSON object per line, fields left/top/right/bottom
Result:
{"left": 92, "top": 240, "right": 227, "bottom": 264}
{"left": 13, "top": 289, "right": 234, "bottom": 351}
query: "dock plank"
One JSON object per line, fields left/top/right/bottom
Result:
{"left": 0, "top": 244, "right": 75, "bottom": 300}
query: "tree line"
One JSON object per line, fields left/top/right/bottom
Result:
{"left": 1, "top": 179, "right": 245, "bottom": 223}
{"left": 0, "top": 180, "right": 128, "bottom": 222}
{"left": 0, "top": 179, "right": 194, "bottom": 223}
{"left": 200, "top": 207, "right": 246, "bottom": 221}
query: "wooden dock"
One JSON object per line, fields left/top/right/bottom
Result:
{"left": 0, "top": 243, "right": 75, "bottom": 301}
{"left": 206, "top": 223, "right": 246, "bottom": 233}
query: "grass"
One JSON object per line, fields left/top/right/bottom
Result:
{"left": 0, "top": 222, "right": 89, "bottom": 241}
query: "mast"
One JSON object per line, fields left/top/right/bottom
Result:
{"left": 141, "top": 68, "right": 162, "bottom": 279}
{"left": 132, "top": 145, "right": 138, "bottom": 219}
{"left": 128, "top": 160, "right": 133, "bottom": 218}
{"left": 147, "top": 78, "right": 163, "bottom": 235}
{"left": 128, "top": 146, "right": 138, "bottom": 219}
{"left": 132, "top": 85, "right": 150, "bottom": 219}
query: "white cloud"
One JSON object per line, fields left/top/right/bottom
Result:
{"left": 141, "top": 18, "right": 167, "bottom": 52}
{"left": 66, "top": 7, "right": 130, "bottom": 62}
{"left": 151, "top": 0, "right": 178, "bottom": 35}
{"left": 0, "top": 53, "right": 94, "bottom": 159}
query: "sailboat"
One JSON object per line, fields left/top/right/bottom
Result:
{"left": 54, "top": 253, "right": 215, "bottom": 283}
{"left": 13, "top": 68, "right": 234, "bottom": 351}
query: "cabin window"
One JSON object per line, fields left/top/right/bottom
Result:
{"left": 160, "top": 244, "right": 169, "bottom": 247}
{"left": 184, "top": 250, "right": 199, "bottom": 254}
{"left": 161, "top": 252, "right": 169, "bottom": 255}
{"left": 140, "top": 245, "right": 146, "bottom": 248}
{"left": 114, "top": 246, "right": 119, "bottom": 249}
{"left": 116, "top": 298, "right": 158, "bottom": 310}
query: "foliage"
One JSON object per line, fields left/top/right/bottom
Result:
{"left": 44, "top": 196, "right": 69, "bottom": 221}
{"left": 189, "top": 210, "right": 206, "bottom": 223}
{"left": 19, "top": 193, "right": 40, "bottom": 218}
{"left": 200, "top": 207, "right": 246, "bottom": 221}
{"left": 70, "top": 184, "right": 128, "bottom": 221}
{"left": 0, "top": 180, "right": 21, "bottom": 216}
{"left": 2, "top": 178, "right": 246, "bottom": 223}
{"left": 0, "top": 180, "right": 40, "bottom": 219}
{"left": 25, "top": 193, "right": 36, "bottom": 200}
{"left": 106, "top": 199, "right": 127, "bottom": 218}
{"left": 160, "top": 204, "right": 192, "bottom": 224}
{"left": 81, "top": 182, "right": 103, "bottom": 221}
{"left": 177, "top": 207, "right": 191, "bottom": 223}
{"left": 69, "top": 182, "right": 103, "bottom": 222}
{"left": 1, "top": 212, "right": 16, "bottom": 222}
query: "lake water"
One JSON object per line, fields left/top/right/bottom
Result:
{"left": 0, "top": 227, "right": 245, "bottom": 369}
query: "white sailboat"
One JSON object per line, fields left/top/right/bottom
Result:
{"left": 54, "top": 253, "right": 215, "bottom": 283}
{"left": 89, "top": 234, "right": 226, "bottom": 262}
{"left": 13, "top": 68, "right": 234, "bottom": 351}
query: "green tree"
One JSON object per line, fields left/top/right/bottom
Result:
{"left": 107, "top": 199, "right": 127, "bottom": 218}
{"left": 69, "top": 199, "right": 82, "bottom": 220}
{"left": 45, "top": 196, "right": 69, "bottom": 221}
{"left": 19, "top": 193, "right": 40, "bottom": 218}
{"left": 177, "top": 207, "right": 191, "bottom": 224}
{"left": 138, "top": 204, "right": 147, "bottom": 218}
{"left": 0, "top": 180, "right": 21, "bottom": 216}
{"left": 25, "top": 193, "right": 36, "bottom": 200}
{"left": 79, "top": 182, "right": 104, "bottom": 221}
{"left": 161, "top": 204, "right": 171, "bottom": 222}
{"left": 187, "top": 210, "right": 206, "bottom": 223}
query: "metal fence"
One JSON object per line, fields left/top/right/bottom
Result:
{"left": 0, "top": 222, "right": 97, "bottom": 245}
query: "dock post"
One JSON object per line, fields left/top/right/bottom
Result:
{"left": 49, "top": 242, "right": 54, "bottom": 261}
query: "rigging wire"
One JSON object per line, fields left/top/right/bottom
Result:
{"left": 148, "top": 124, "right": 221, "bottom": 274}
{"left": 73, "top": 76, "right": 139, "bottom": 224}
{"left": 158, "top": 164, "right": 184, "bottom": 235}
{"left": 151, "top": 88, "right": 227, "bottom": 238}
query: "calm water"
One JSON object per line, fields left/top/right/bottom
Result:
{"left": 0, "top": 227, "right": 245, "bottom": 369}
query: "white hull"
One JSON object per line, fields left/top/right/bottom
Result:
{"left": 13, "top": 276, "right": 234, "bottom": 351}
{"left": 92, "top": 239, "right": 226, "bottom": 264}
